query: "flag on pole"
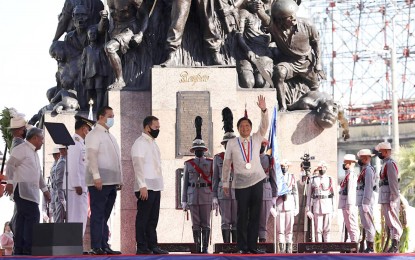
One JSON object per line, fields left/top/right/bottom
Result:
{"left": 268, "top": 106, "right": 289, "bottom": 196}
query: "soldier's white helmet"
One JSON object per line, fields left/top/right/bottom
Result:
{"left": 375, "top": 142, "right": 392, "bottom": 151}
{"left": 343, "top": 154, "right": 357, "bottom": 162}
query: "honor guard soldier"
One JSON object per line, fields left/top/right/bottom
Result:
{"left": 212, "top": 108, "right": 237, "bottom": 243}
{"left": 48, "top": 147, "right": 61, "bottom": 221}
{"left": 52, "top": 145, "right": 67, "bottom": 223}
{"left": 275, "top": 159, "right": 298, "bottom": 253}
{"left": 338, "top": 154, "right": 360, "bottom": 243}
{"left": 356, "top": 149, "right": 377, "bottom": 253}
{"left": 258, "top": 140, "right": 277, "bottom": 243}
{"left": 65, "top": 115, "right": 94, "bottom": 235}
{"left": 306, "top": 161, "right": 335, "bottom": 243}
{"left": 182, "top": 116, "right": 213, "bottom": 253}
{"left": 375, "top": 142, "right": 402, "bottom": 253}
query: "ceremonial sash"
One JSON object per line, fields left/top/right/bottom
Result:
{"left": 188, "top": 160, "right": 212, "bottom": 190}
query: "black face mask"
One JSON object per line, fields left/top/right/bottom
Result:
{"left": 357, "top": 159, "right": 364, "bottom": 166}
{"left": 195, "top": 150, "right": 204, "bottom": 158}
{"left": 378, "top": 154, "right": 385, "bottom": 160}
{"left": 342, "top": 164, "right": 348, "bottom": 170}
{"left": 281, "top": 167, "right": 287, "bottom": 174}
{"left": 149, "top": 128, "right": 159, "bottom": 139}
{"left": 260, "top": 145, "right": 266, "bottom": 154}
{"left": 319, "top": 170, "right": 326, "bottom": 175}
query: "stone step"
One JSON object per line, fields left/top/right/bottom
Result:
{"left": 297, "top": 242, "right": 359, "bottom": 253}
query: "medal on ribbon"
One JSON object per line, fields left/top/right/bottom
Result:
{"left": 238, "top": 136, "right": 252, "bottom": 170}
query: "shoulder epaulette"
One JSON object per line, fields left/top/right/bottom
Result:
{"left": 206, "top": 158, "right": 213, "bottom": 161}
{"left": 185, "top": 158, "right": 194, "bottom": 163}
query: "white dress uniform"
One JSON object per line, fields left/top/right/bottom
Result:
{"left": 65, "top": 133, "right": 89, "bottom": 235}
{"left": 306, "top": 174, "right": 335, "bottom": 242}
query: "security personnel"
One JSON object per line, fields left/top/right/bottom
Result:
{"left": 306, "top": 161, "right": 335, "bottom": 243}
{"left": 212, "top": 109, "right": 237, "bottom": 243}
{"left": 375, "top": 142, "right": 402, "bottom": 253}
{"left": 52, "top": 145, "right": 67, "bottom": 223}
{"left": 356, "top": 148, "right": 377, "bottom": 253}
{"left": 182, "top": 117, "right": 213, "bottom": 253}
{"left": 338, "top": 154, "right": 359, "bottom": 243}
{"left": 65, "top": 115, "right": 94, "bottom": 235}
{"left": 258, "top": 141, "right": 277, "bottom": 243}
{"left": 275, "top": 159, "right": 298, "bottom": 253}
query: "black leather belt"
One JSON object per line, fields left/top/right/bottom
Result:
{"left": 189, "top": 183, "right": 212, "bottom": 188}
{"left": 218, "top": 176, "right": 233, "bottom": 182}
{"left": 339, "top": 190, "right": 348, "bottom": 195}
{"left": 357, "top": 186, "right": 377, "bottom": 190}
{"left": 312, "top": 194, "right": 333, "bottom": 199}
{"left": 379, "top": 180, "right": 389, "bottom": 187}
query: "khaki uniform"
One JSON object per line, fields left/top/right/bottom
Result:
{"left": 212, "top": 152, "right": 237, "bottom": 241}
{"left": 259, "top": 155, "right": 277, "bottom": 241}
{"left": 356, "top": 164, "right": 376, "bottom": 242}
{"left": 379, "top": 158, "right": 402, "bottom": 240}
{"left": 338, "top": 169, "right": 359, "bottom": 242}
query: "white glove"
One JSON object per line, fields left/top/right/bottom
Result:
{"left": 270, "top": 207, "right": 278, "bottom": 217}
{"left": 42, "top": 211, "right": 50, "bottom": 223}
{"left": 294, "top": 208, "right": 299, "bottom": 217}
{"left": 181, "top": 202, "right": 188, "bottom": 210}
{"left": 212, "top": 197, "right": 219, "bottom": 210}
{"left": 390, "top": 201, "right": 398, "bottom": 208}
{"left": 362, "top": 204, "right": 370, "bottom": 213}
{"left": 272, "top": 197, "right": 277, "bottom": 206}
{"left": 306, "top": 211, "right": 314, "bottom": 219}
{"left": 61, "top": 200, "right": 67, "bottom": 212}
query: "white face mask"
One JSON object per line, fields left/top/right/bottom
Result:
{"left": 105, "top": 117, "right": 114, "bottom": 128}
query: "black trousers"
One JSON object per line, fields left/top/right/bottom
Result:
{"left": 14, "top": 185, "right": 40, "bottom": 255}
{"left": 235, "top": 180, "right": 263, "bottom": 251}
{"left": 135, "top": 190, "right": 161, "bottom": 250}
{"left": 88, "top": 185, "right": 117, "bottom": 249}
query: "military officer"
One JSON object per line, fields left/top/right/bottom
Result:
{"left": 338, "top": 154, "right": 360, "bottom": 243}
{"left": 65, "top": 115, "right": 94, "bottom": 235}
{"left": 52, "top": 145, "right": 67, "bottom": 223}
{"left": 258, "top": 141, "right": 277, "bottom": 243}
{"left": 212, "top": 108, "right": 237, "bottom": 243}
{"left": 182, "top": 117, "right": 213, "bottom": 253}
{"left": 375, "top": 142, "right": 402, "bottom": 253}
{"left": 306, "top": 161, "right": 335, "bottom": 243}
{"left": 356, "top": 148, "right": 377, "bottom": 253}
{"left": 275, "top": 159, "right": 298, "bottom": 253}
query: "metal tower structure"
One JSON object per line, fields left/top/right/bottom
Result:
{"left": 299, "top": 0, "right": 415, "bottom": 108}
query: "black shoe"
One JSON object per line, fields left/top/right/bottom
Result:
{"left": 103, "top": 247, "right": 121, "bottom": 255}
{"left": 136, "top": 248, "right": 153, "bottom": 255}
{"left": 152, "top": 247, "right": 169, "bottom": 254}
{"left": 250, "top": 248, "right": 266, "bottom": 254}
{"left": 237, "top": 250, "right": 249, "bottom": 254}
{"left": 90, "top": 248, "right": 107, "bottom": 255}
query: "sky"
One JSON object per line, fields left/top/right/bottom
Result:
{"left": 0, "top": 0, "right": 66, "bottom": 227}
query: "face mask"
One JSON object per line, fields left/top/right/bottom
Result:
{"left": 319, "top": 170, "right": 326, "bottom": 175}
{"left": 357, "top": 159, "right": 364, "bottom": 166}
{"left": 378, "top": 154, "right": 385, "bottom": 160}
{"left": 281, "top": 167, "right": 287, "bottom": 174}
{"left": 149, "top": 128, "right": 159, "bottom": 138}
{"left": 260, "top": 145, "right": 266, "bottom": 154}
{"left": 105, "top": 117, "right": 114, "bottom": 128}
{"left": 195, "top": 150, "right": 204, "bottom": 158}
{"left": 342, "top": 164, "right": 348, "bottom": 170}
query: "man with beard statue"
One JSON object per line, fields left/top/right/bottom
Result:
{"left": 182, "top": 117, "right": 213, "bottom": 253}
{"left": 212, "top": 108, "right": 237, "bottom": 243}
{"left": 305, "top": 161, "right": 334, "bottom": 243}
{"left": 356, "top": 149, "right": 377, "bottom": 253}
{"left": 375, "top": 142, "right": 402, "bottom": 253}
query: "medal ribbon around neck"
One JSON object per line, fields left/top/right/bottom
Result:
{"left": 237, "top": 136, "right": 252, "bottom": 166}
